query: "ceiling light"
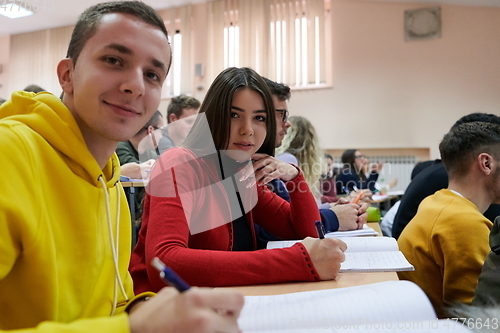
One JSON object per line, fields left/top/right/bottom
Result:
{"left": 0, "top": 3, "right": 34, "bottom": 19}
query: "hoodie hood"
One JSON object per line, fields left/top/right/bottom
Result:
{"left": 0, "top": 91, "right": 120, "bottom": 187}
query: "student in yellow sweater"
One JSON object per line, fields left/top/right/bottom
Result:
{"left": 398, "top": 121, "right": 500, "bottom": 318}
{"left": 0, "top": 1, "right": 242, "bottom": 332}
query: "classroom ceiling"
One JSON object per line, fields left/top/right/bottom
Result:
{"left": 0, "top": 0, "right": 499, "bottom": 36}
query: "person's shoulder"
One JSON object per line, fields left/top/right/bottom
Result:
{"left": 337, "top": 168, "right": 355, "bottom": 178}
{"left": 156, "top": 147, "right": 203, "bottom": 169}
{"left": 116, "top": 141, "right": 132, "bottom": 151}
{"left": 431, "top": 190, "right": 490, "bottom": 225}
{"left": 117, "top": 141, "right": 129, "bottom": 148}
{"left": 160, "top": 147, "right": 195, "bottom": 158}
{"left": 405, "top": 162, "right": 447, "bottom": 193}
{"left": 0, "top": 119, "right": 37, "bottom": 151}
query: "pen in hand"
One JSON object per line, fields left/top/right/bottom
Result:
{"left": 352, "top": 191, "right": 364, "bottom": 204}
{"left": 315, "top": 220, "right": 325, "bottom": 239}
{"left": 151, "top": 257, "right": 191, "bottom": 292}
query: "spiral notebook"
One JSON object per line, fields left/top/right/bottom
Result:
{"left": 267, "top": 236, "right": 414, "bottom": 273}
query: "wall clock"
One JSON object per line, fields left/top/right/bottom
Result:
{"left": 404, "top": 7, "right": 441, "bottom": 41}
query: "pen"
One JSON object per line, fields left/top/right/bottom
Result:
{"left": 151, "top": 257, "right": 191, "bottom": 292}
{"left": 352, "top": 185, "right": 359, "bottom": 192}
{"left": 315, "top": 220, "right": 325, "bottom": 239}
{"left": 342, "top": 186, "right": 350, "bottom": 195}
{"left": 352, "top": 191, "right": 364, "bottom": 204}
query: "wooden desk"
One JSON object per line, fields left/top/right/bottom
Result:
{"left": 221, "top": 272, "right": 398, "bottom": 296}
{"left": 121, "top": 181, "right": 147, "bottom": 188}
{"left": 370, "top": 193, "right": 402, "bottom": 213}
{"left": 367, "top": 221, "right": 382, "bottom": 234}
{"left": 220, "top": 223, "right": 398, "bottom": 296}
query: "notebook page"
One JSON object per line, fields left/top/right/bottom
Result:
{"left": 341, "top": 237, "right": 399, "bottom": 253}
{"left": 326, "top": 225, "right": 379, "bottom": 238}
{"left": 340, "top": 252, "right": 414, "bottom": 272}
{"left": 267, "top": 237, "right": 399, "bottom": 252}
{"left": 239, "top": 281, "right": 436, "bottom": 332}
{"left": 267, "top": 240, "right": 298, "bottom": 249}
{"left": 249, "top": 320, "right": 472, "bottom": 333}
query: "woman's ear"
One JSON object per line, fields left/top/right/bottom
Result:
{"left": 57, "top": 58, "right": 74, "bottom": 95}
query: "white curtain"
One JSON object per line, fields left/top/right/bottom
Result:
{"left": 9, "top": 25, "right": 73, "bottom": 96}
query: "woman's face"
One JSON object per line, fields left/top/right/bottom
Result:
{"left": 354, "top": 150, "right": 365, "bottom": 170}
{"left": 226, "top": 88, "right": 267, "bottom": 160}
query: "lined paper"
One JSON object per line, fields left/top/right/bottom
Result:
{"left": 239, "top": 281, "right": 438, "bottom": 332}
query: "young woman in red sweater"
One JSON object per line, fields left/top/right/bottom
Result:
{"left": 130, "top": 67, "right": 346, "bottom": 291}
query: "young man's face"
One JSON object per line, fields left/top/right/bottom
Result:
{"left": 273, "top": 95, "right": 291, "bottom": 148}
{"left": 168, "top": 107, "right": 198, "bottom": 146}
{"left": 59, "top": 13, "right": 171, "bottom": 145}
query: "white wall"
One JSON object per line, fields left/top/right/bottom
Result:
{"left": 289, "top": 0, "right": 500, "bottom": 158}
{"left": 3, "top": 0, "right": 499, "bottom": 160}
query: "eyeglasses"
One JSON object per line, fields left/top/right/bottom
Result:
{"left": 354, "top": 155, "right": 366, "bottom": 159}
{"left": 275, "top": 109, "right": 289, "bottom": 123}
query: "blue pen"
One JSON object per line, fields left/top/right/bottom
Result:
{"left": 315, "top": 220, "right": 325, "bottom": 239}
{"left": 342, "top": 186, "right": 350, "bottom": 195}
{"left": 151, "top": 257, "right": 191, "bottom": 292}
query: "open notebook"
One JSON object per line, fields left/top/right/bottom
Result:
{"left": 267, "top": 236, "right": 414, "bottom": 273}
{"left": 239, "top": 281, "right": 471, "bottom": 333}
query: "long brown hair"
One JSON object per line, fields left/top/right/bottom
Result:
{"left": 183, "top": 67, "right": 276, "bottom": 156}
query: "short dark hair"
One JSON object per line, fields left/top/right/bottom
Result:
{"left": 66, "top": 1, "right": 170, "bottom": 65}
{"left": 23, "top": 84, "right": 45, "bottom": 93}
{"left": 136, "top": 110, "right": 162, "bottom": 135}
{"left": 166, "top": 95, "right": 200, "bottom": 123}
{"left": 440, "top": 122, "right": 500, "bottom": 178}
{"left": 184, "top": 67, "right": 276, "bottom": 156}
{"left": 452, "top": 112, "right": 500, "bottom": 129}
{"left": 262, "top": 77, "right": 291, "bottom": 101}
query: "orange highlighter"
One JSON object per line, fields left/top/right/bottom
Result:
{"left": 352, "top": 191, "right": 364, "bottom": 204}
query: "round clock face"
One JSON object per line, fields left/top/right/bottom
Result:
{"left": 405, "top": 7, "right": 441, "bottom": 40}
{"left": 408, "top": 10, "right": 440, "bottom": 36}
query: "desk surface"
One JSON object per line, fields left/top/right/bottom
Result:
{"left": 220, "top": 222, "right": 398, "bottom": 296}
{"left": 121, "top": 181, "right": 147, "bottom": 188}
{"left": 220, "top": 271, "right": 398, "bottom": 296}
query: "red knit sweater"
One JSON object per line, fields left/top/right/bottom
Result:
{"left": 130, "top": 148, "right": 321, "bottom": 292}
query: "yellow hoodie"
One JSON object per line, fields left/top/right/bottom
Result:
{"left": 0, "top": 91, "right": 144, "bottom": 332}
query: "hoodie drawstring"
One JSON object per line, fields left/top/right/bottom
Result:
{"left": 99, "top": 176, "right": 129, "bottom": 315}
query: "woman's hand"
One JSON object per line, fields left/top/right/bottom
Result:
{"left": 371, "top": 162, "right": 384, "bottom": 173}
{"left": 239, "top": 153, "right": 299, "bottom": 186}
{"left": 301, "top": 237, "right": 347, "bottom": 280}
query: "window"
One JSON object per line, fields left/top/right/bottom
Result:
{"left": 269, "top": 0, "right": 329, "bottom": 88}
{"left": 160, "top": 5, "right": 193, "bottom": 98}
{"left": 219, "top": 0, "right": 330, "bottom": 89}
{"left": 223, "top": 23, "right": 239, "bottom": 68}
{"left": 162, "top": 30, "right": 182, "bottom": 98}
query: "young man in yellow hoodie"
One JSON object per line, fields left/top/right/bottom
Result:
{"left": 0, "top": 1, "right": 243, "bottom": 333}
